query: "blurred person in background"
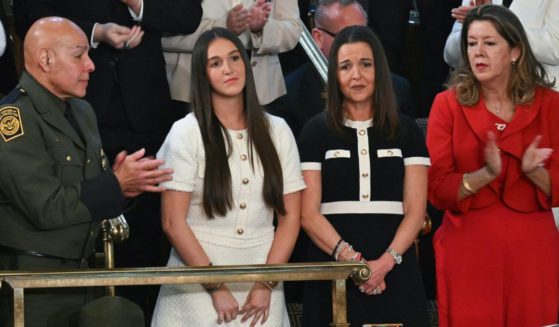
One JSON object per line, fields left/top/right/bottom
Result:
{"left": 366, "top": 0, "right": 411, "bottom": 75}
{"left": 268, "top": 0, "right": 414, "bottom": 139}
{"left": 162, "top": 0, "right": 302, "bottom": 109}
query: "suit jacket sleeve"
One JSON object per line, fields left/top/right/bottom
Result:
{"left": 162, "top": 0, "right": 302, "bottom": 54}
{"left": 443, "top": 0, "right": 469, "bottom": 69}
{"left": 161, "top": 16, "right": 226, "bottom": 53}
{"left": 535, "top": 90, "right": 559, "bottom": 209}
{"left": 13, "top": 0, "right": 95, "bottom": 38}
{"left": 161, "top": 0, "right": 229, "bottom": 53}
{"left": 426, "top": 91, "right": 473, "bottom": 212}
{"left": 141, "top": 0, "right": 202, "bottom": 35}
{"left": 510, "top": 0, "right": 559, "bottom": 66}
{"left": 251, "top": 0, "right": 302, "bottom": 54}
{"left": 13, "top": 0, "right": 202, "bottom": 39}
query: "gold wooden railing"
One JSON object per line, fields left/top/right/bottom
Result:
{"left": 1, "top": 261, "right": 370, "bottom": 327}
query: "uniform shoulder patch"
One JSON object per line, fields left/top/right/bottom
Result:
{"left": 0, "top": 106, "right": 25, "bottom": 142}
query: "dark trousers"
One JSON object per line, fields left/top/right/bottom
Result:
{"left": 0, "top": 254, "right": 88, "bottom": 327}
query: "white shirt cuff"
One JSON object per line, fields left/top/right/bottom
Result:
{"left": 90, "top": 23, "right": 100, "bottom": 48}
{"left": 0, "top": 20, "right": 6, "bottom": 57}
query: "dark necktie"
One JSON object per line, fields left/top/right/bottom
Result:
{"left": 503, "top": 0, "right": 512, "bottom": 8}
{"left": 64, "top": 103, "right": 83, "bottom": 142}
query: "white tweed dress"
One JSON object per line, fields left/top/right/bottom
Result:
{"left": 151, "top": 113, "right": 305, "bottom": 327}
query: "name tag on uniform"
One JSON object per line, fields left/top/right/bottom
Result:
{"left": 377, "top": 149, "right": 402, "bottom": 158}
{"left": 325, "top": 149, "right": 351, "bottom": 159}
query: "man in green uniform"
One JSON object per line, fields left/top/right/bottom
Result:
{"left": 0, "top": 17, "right": 173, "bottom": 327}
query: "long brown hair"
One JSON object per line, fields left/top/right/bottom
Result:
{"left": 326, "top": 25, "right": 399, "bottom": 138}
{"left": 190, "top": 28, "right": 285, "bottom": 218}
{"left": 449, "top": 4, "right": 555, "bottom": 106}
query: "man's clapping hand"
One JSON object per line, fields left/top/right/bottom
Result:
{"left": 93, "top": 23, "right": 144, "bottom": 49}
{"left": 249, "top": 0, "right": 272, "bottom": 33}
{"left": 112, "top": 148, "right": 173, "bottom": 198}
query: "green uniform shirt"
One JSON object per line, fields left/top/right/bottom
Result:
{"left": 0, "top": 72, "right": 125, "bottom": 260}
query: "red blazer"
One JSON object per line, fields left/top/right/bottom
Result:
{"left": 427, "top": 87, "right": 559, "bottom": 213}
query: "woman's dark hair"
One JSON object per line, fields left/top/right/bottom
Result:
{"left": 326, "top": 25, "right": 399, "bottom": 138}
{"left": 190, "top": 27, "right": 285, "bottom": 218}
{"left": 449, "top": 4, "right": 555, "bottom": 106}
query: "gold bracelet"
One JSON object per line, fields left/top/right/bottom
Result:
{"left": 258, "top": 280, "right": 278, "bottom": 291}
{"left": 462, "top": 173, "right": 475, "bottom": 194}
{"left": 202, "top": 282, "right": 223, "bottom": 294}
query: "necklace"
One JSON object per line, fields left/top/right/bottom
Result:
{"left": 487, "top": 97, "right": 514, "bottom": 118}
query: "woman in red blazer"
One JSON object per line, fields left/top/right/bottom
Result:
{"left": 427, "top": 5, "right": 559, "bottom": 326}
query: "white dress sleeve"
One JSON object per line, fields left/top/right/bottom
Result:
{"left": 156, "top": 114, "right": 202, "bottom": 192}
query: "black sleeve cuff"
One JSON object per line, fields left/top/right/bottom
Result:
{"left": 122, "top": 197, "right": 138, "bottom": 214}
{"left": 80, "top": 172, "right": 125, "bottom": 222}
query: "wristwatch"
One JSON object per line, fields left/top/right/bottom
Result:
{"left": 385, "top": 248, "right": 402, "bottom": 265}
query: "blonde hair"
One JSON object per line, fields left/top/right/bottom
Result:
{"left": 448, "top": 5, "right": 554, "bottom": 106}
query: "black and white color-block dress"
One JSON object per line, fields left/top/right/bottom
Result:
{"left": 298, "top": 112, "right": 431, "bottom": 326}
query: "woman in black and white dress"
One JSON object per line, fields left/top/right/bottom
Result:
{"left": 299, "top": 25, "right": 430, "bottom": 326}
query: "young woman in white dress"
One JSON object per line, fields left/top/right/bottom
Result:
{"left": 151, "top": 27, "right": 305, "bottom": 327}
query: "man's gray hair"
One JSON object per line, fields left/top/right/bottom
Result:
{"left": 314, "top": 0, "right": 368, "bottom": 27}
